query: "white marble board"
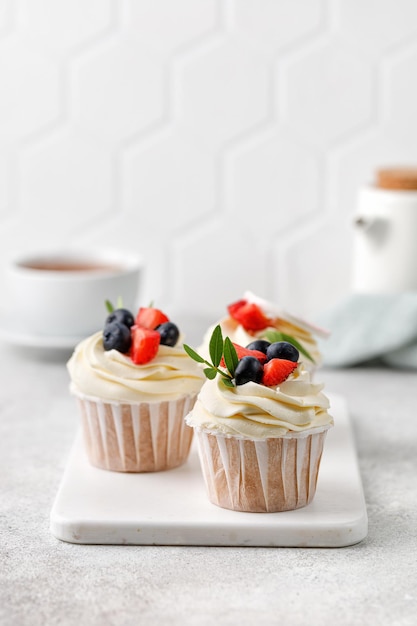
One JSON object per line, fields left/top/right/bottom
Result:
{"left": 50, "top": 393, "right": 368, "bottom": 547}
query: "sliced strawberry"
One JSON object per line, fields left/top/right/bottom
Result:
{"left": 131, "top": 327, "right": 160, "bottom": 364}
{"left": 262, "top": 358, "right": 298, "bottom": 386}
{"left": 227, "top": 299, "right": 247, "bottom": 318}
{"left": 135, "top": 307, "right": 169, "bottom": 330}
{"left": 227, "top": 299, "right": 271, "bottom": 331}
{"left": 220, "top": 342, "right": 267, "bottom": 367}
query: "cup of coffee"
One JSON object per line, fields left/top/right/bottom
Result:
{"left": 7, "top": 249, "right": 143, "bottom": 337}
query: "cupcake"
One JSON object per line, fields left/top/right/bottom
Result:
{"left": 184, "top": 326, "right": 333, "bottom": 512}
{"left": 199, "top": 291, "right": 329, "bottom": 371}
{"left": 67, "top": 303, "right": 205, "bottom": 472}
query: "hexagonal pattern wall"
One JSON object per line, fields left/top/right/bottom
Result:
{"left": 1, "top": 0, "right": 417, "bottom": 326}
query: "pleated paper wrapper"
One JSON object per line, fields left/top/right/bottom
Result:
{"left": 194, "top": 425, "right": 331, "bottom": 512}
{"left": 73, "top": 391, "right": 197, "bottom": 472}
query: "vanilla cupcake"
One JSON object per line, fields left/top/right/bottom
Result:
{"left": 185, "top": 326, "right": 333, "bottom": 512}
{"left": 199, "top": 291, "right": 328, "bottom": 371}
{"left": 67, "top": 304, "right": 205, "bottom": 472}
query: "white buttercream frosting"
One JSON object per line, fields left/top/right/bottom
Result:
{"left": 67, "top": 331, "right": 205, "bottom": 403}
{"left": 199, "top": 291, "right": 328, "bottom": 369}
{"left": 186, "top": 366, "right": 333, "bottom": 439}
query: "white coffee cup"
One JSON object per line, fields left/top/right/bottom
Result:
{"left": 7, "top": 249, "right": 143, "bottom": 337}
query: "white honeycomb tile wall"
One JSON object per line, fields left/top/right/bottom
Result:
{"left": 2, "top": 0, "right": 417, "bottom": 324}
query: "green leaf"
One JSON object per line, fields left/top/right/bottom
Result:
{"left": 105, "top": 299, "right": 114, "bottom": 313}
{"left": 204, "top": 367, "right": 218, "bottom": 380}
{"left": 265, "top": 329, "right": 284, "bottom": 343}
{"left": 223, "top": 337, "right": 238, "bottom": 376}
{"left": 265, "top": 330, "right": 315, "bottom": 363}
{"left": 183, "top": 343, "right": 205, "bottom": 364}
{"left": 116, "top": 296, "right": 123, "bottom": 309}
{"left": 221, "top": 377, "right": 235, "bottom": 388}
{"left": 209, "top": 325, "right": 224, "bottom": 368}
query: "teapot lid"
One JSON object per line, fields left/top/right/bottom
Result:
{"left": 376, "top": 167, "right": 417, "bottom": 190}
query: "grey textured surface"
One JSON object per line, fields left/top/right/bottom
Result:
{"left": 1, "top": 342, "right": 416, "bottom": 626}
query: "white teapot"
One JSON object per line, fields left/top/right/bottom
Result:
{"left": 352, "top": 168, "right": 417, "bottom": 293}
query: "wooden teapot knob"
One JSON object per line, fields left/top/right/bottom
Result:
{"left": 376, "top": 167, "right": 417, "bottom": 190}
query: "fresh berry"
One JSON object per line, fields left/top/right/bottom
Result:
{"left": 135, "top": 307, "right": 169, "bottom": 330}
{"left": 105, "top": 308, "right": 135, "bottom": 328}
{"left": 266, "top": 341, "right": 299, "bottom": 363}
{"left": 131, "top": 327, "right": 160, "bottom": 364}
{"left": 227, "top": 299, "right": 247, "bottom": 317}
{"left": 227, "top": 299, "right": 271, "bottom": 331}
{"left": 157, "top": 322, "right": 179, "bottom": 347}
{"left": 234, "top": 356, "right": 264, "bottom": 386}
{"left": 103, "top": 321, "right": 131, "bottom": 353}
{"left": 262, "top": 359, "right": 298, "bottom": 386}
{"left": 246, "top": 339, "right": 271, "bottom": 354}
{"left": 220, "top": 342, "right": 267, "bottom": 367}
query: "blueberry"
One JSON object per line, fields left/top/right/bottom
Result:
{"left": 156, "top": 322, "right": 179, "bottom": 347}
{"left": 266, "top": 341, "right": 299, "bottom": 363}
{"left": 234, "top": 356, "right": 264, "bottom": 386}
{"left": 105, "top": 308, "right": 134, "bottom": 328}
{"left": 246, "top": 339, "right": 271, "bottom": 354}
{"left": 103, "top": 321, "right": 131, "bottom": 353}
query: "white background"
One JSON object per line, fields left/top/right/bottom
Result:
{"left": 1, "top": 0, "right": 417, "bottom": 321}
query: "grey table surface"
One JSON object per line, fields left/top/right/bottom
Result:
{"left": 1, "top": 339, "right": 416, "bottom": 626}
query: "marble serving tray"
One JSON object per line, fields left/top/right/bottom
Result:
{"left": 50, "top": 393, "right": 368, "bottom": 547}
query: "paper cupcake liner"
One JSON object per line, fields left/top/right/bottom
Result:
{"left": 74, "top": 392, "right": 197, "bottom": 472}
{"left": 194, "top": 426, "right": 331, "bottom": 512}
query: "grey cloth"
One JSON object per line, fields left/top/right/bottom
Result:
{"left": 316, "top": 293, "right": 417, "bottom": 369}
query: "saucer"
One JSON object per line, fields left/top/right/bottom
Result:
{"left": 0, "top": 312, "right": 86, "bottom": 350}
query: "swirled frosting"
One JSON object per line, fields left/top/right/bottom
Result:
{"left": 199, "top": 292, "right": 328, "bottom": 369}
{"left": 67, "top": 331, "right": 205, "bottom": 403}
{"left": 186, "top": 366, "right": 333, "bottom": 438}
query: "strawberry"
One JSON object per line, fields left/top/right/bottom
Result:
{"left": 262, "top": 358, "right": 298, "bottom": 387}
{"left": 135, "top": 307, "right": 169, "bottom": 330}
{"left": 227, "top": 299, "right": 271, "bottom": 331}
{"left": 131, "top": 326, "right": 160, "bottom": 364}
{"left": 220, "top": 342, "right": 267, "bottom": 367}
{"left": 227, "top": 299, "right": 247, "bottom": 318}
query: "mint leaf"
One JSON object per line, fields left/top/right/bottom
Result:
{"left": 209, "top": 324, "right": 224, "bottom": 368}
{"left": 265, "top": 330, "right": 315, "bottom": 363}
{"left": 105, "top": 300, "right": 114, "bottom": 313}
{"left": 183, "top": 327, "right": 235, "bottom": 386}
{"left": 265, "top": 330, "right": 284, "bottom": 343}
{"left": 183, "top": 343, "right": 206, "bottom": 364}
{"left": 204, "top": 367, "right": 218, "bottom": 379}
{"left": 223, "top": 337, "right": 238, "bottom": 376}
